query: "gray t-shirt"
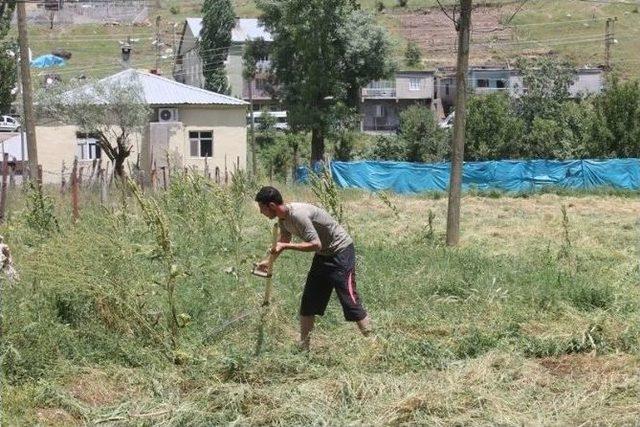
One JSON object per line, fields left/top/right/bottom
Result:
{"left": 279, "top": 202, "right": 352, "bottom": 256}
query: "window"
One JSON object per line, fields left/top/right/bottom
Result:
{"left": 445, "top": 84, "right": 450, "bottom": 96}
{"left": 496, "top": 79, "right": 506, "bottom": 89}
{"left": 374, "top": 105, "right": 386, "bottom": 118}
{"left": 409, "top": 77, "right": 421, "bottom": 91}
{"left": 189, "top": 131, "right": 213, "bottom": 158}
{"left": 76, "top": 133, "right": 101, "bottom": 160}
{"left": 255, "top": 78, "right": 268, "bottom": 90}
{"left": 477, "top": 79, "right": 490, "bottom": 88}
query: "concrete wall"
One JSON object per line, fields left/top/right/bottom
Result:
{"left": 142, "top": 105, "right": 247, "bottom": 178}
{"left": 396, "top": 73, "right": 435, "bottom": 99}
{"left": 36, "top": 105, "right": 246, "bottom": 184}
{"left": 35, "top": 124, "right": 142, "bottom": 184}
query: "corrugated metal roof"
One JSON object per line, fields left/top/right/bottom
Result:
{"left": 186, "top": 17, "right": 272, "bottom": 43}
{"left": 96, "top": 69, "right": 248, "bottom": 106}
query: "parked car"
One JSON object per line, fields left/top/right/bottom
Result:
{"left": 0, "top": 115, "right": 20, "bottom": 132}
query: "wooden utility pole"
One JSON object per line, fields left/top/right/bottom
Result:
{"left": 155, "top": 15, "right": 162, "bottom": 74}
{"left": 604, "top": 17, "right": 616, "bottom": 72}
{"left": 446, "top": 0, "right": 472, "bottom": 247}
{"left": 17, "top": 1, "right": 39, "bottom": 183}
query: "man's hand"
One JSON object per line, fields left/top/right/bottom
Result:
{"left": 255, "top": 259, "right": 270, "bottom": 273}
{"left": 270, "top": 241, "right": 289, "bottom": 255}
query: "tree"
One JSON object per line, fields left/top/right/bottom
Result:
{"left": 465, "top": 93, "right": 524, "bottom": 160}
{"left": 39, "top": 76, "right": 151, "bottom": 179}
{"left": 0, "top": 0, "right": 16, "bottom": 114}
{"left": 243, "top": 37, "right": 270, "bottom": 175}
{"left": 514, "top": 56, "right": 575, "bottom": 125}
{"left": 398, "top": 105, "right": 448, "bottom": 162}
{"left": 591, "top": 77, "right": 640, "bottom": 158}
{"left": 200, "top": 0, "right": 235, "bottom": 94}
{"left": 258, "top": 0, "right": 394, "bottom": 164}
{"left": 404, "top": 41, "right": 422, "bottom": 67}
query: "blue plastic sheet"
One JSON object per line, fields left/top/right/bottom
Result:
{"left": 296, "top": 159, "right": 640, "bottom": 194}
{"left": 30, "top": 54, "right": 66, "bottom": 69}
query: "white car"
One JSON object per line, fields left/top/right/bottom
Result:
{"left": 0, "top": 115, "right": 20, "bottom": 132}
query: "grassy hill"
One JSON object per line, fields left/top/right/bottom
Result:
{"left": 11, "top": 0, "right": 640, "bottom": 83}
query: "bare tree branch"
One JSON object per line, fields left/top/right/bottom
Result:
{"left": 503, "top": 0, "right": 530, "bottom": 26}
{"left": 436, "top": 0, "right": 459, "bottom": 28}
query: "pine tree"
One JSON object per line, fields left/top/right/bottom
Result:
{"left": 200, "top": 0, "right": 235, "bottom": 94}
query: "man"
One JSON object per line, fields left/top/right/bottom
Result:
{"left": 255, "top": 186, "right": 372, "bottom": 350}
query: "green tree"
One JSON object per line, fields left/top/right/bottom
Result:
{"left": 515, "top": 57, "right": 575, "bottom": 125}
{"left": 39, "top": 76, "right": 151, "bottom": 178}
{"left": 200, "top": 0, "right": 235, "bottom": 94}
{"left": 465, "top": 93, "right": 524, "bottom": 160}
{"left": 404, "top": 41, "right": 421, "bottom": 67}
{"left": 398, "top": 105, "right": 448, "bottom": 162}
{"left": 0, "top": 0, "right": 17, "bottom": 114}
{"left": 258, "top": 0, "right": 394, "bottom": 164}
{"left": 591, "top": 77, "right": 640, "bottom": 158}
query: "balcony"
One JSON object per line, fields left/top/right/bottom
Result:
{"left": 361, "top": 87, "right": 397, "bottom": 99}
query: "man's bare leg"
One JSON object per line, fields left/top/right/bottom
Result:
{"left": 356, "top": 315, "right": 373, "bottom": 336}
{"left": 299, "top": 315, "right": 315, "bottom": 350}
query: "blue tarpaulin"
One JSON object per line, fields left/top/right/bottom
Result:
{"left": 296, "top": 159, "right": 640, "bottom": 194}
{"left": 30, "top": 54, "right": 66, "bottom": 68}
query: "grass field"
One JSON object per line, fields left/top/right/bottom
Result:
{"left": 11, "top": 0, "right": 640, "bottom": 82}
{"left": 1, "top": 175, "right": 639, "bottom": 425}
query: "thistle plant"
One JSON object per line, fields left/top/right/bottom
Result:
{"left": 309, "top": 168, "right": 345, "bottom": 224}
{"left": 127, "top": 178, "right": 181, "bottom": 354}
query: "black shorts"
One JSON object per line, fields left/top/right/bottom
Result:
{"left": 300, "top": 244, "right": 367, "bottom": 322}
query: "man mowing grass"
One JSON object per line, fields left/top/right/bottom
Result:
{"left": 254, "top": 186, "right": 372, "bottom": 351}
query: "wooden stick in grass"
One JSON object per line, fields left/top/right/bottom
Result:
{"left": 255, "top": 222, "right": 279, "bottom": 356}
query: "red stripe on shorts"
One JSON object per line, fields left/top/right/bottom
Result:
{"left": 347, "top": 270, "right": 357, "bottom": 305}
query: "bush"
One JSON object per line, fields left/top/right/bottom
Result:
{"left": 362, "top": 134, "right": 407, "bottom": 161}
{"left": 404, "top": 41, "right": 421, "bottom": 67}
{"left": 398, "top": 105, "right": 449, "bottom": 162}
{"left": 376, "top": 0, "right": 385, "bottom": 12}
{"left": 397, "top": 0, "right": 408, "bottom": 6}
{"left": 465, "top": 93, "right": 524, "bottom": 160}
{"left": 169, "top": 5, "right": 180, "bottom": 15}
{"left": 591, "top": 77, "right": 640, "bottom": 158}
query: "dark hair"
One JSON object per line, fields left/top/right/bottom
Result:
{"left": 255, "top": 186, "right": 283, "bottom": 205}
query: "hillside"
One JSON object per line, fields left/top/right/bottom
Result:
{"left": 9, "top": 0, "right": 640, "bottom": 83}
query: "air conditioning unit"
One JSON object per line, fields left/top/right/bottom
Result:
{"left": 158, "top": 107, "right": 179, "bottom": 123}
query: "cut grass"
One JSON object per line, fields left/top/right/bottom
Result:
{"left": 1, "top": 177, "right": 639, "bottom": 425}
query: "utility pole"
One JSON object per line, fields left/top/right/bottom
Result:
{"left": 154, "top": 15, "right": 161, "bottom": 74}
{"left": 604, "top": 17, "right": 616, "bottom": 73}
{"left": 17, "top": 0, "right": 39, "bottom": 183}
{"left": 445, "top": 0, "right": 472, "bottom": 247}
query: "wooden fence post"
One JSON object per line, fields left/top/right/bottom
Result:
{"left": 100, "top": 169, "right": 107, "bottom": 206}
{"left": 151, "top": 160, "right": 157, "bottom": 192}
{"left": 37, "top": 165, "right": 43, "bottom": 187}
{"left": 204, "top": 155, "right": 210, "bottom": 180}
{"left": 9, "top": 164, "right": 15, "bottom": 189}
{"left": 71, "top": 158, "right": 79, "bottom": 223}
{"left": 224, "top": 155, "right": 228, "bottom": 185}
{"left": 161, "top": 166, "right": 167, "bottom": 191}
{"left": 60, "top": 161, "right": 67, "bottom": 195}
{"left": 78, "top": 166, "right": 84, "bottom": 188}
{"left": 215, "top": 166, "right": 220, "bottom": 184}
{"left": 0, "top": 153, "right": 9, "bottom": 224}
